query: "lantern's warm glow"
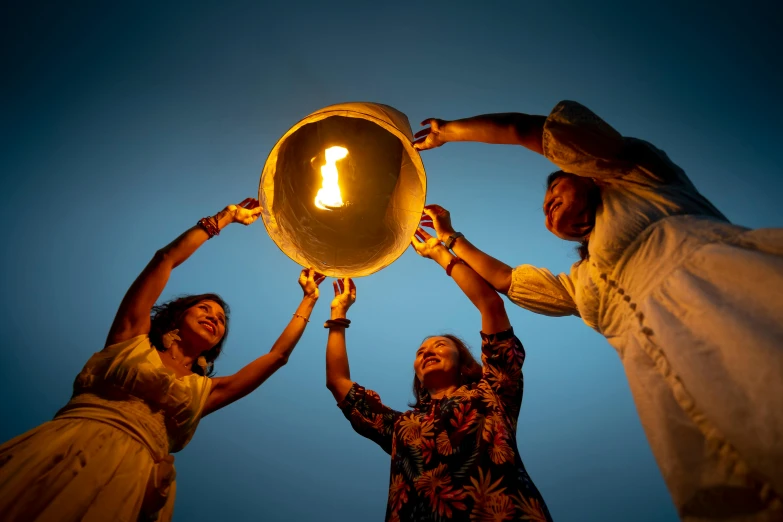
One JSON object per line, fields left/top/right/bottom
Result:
{"left": 259, "top": 102, "right": 427, "bottom": 277}
{"left": 314, "top": 146, "right": 348, "bottom": 210}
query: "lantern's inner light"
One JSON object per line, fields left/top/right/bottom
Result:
{"left": 315, "top": 146, "right": 348, "bottom": 210}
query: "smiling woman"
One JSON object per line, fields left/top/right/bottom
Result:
{"left": 323, "top": 225, "right": 553, "bottom": 521}
{"left": 0, "top": 199, "right": 325, "bottom": 522}
{"left": 414, "top": 100, "right": 783, "bottom": 520}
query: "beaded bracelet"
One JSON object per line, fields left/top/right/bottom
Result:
{"left": 293, "top": 313, "right": 309, "bottom": 323}
{"left": 197, "top": 216, "right": 220, "bottom": 238}
{"left": 324, "top": 318, "right": 351, "bottom": 329}
{"left": 445, "top": 256, "right": 465, "bottom": 277}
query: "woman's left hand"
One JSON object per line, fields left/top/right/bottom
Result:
{"left": 299, "top": 268, "right": 326, "bottom": 299}
{"left": 411, "top": 227, "right": 448, "bottom": 260}
{"left": 226, "top": 198, "right": 263, "bottom": 225}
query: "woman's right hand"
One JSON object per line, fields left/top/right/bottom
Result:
{"left": 330, "top": 278, "right": 356, "bottom": 319}
{"left": 413, "top": 118, "right": 450, "bottom": 151}
{"left": 225, "top": 198, "right": 263, "bottom": 226}
{"left": 421, "top": 204, "right": 456, "bottom": 242}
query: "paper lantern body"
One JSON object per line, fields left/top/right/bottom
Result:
{"left": 259, "top": 103, "right": 427, "bottom": 277}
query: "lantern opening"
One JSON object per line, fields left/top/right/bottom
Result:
{"left": 260, "top": 103, "right": 427, "bottom": 278}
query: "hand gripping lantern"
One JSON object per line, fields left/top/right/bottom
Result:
{"left": 258, "top": 103, "right": 427, "bottom": 277}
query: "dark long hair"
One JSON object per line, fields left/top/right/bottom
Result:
{"left": 409, "top": 334, "right": 483, "bottom": 409}
{"left": 149, "top": 293, "right": 230, "bottom": 377}
{"left": 546, "top": 170, "right": 600, "bottom": 263}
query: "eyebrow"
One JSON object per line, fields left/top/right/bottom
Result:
{"left": 201, "top": 302, "right": 226, "bottom": 320}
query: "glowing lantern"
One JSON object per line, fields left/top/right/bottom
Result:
{"left": 259, "top": 103, "right": 427, "bottom": 277}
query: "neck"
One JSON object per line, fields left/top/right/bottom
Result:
{"left": 166, "top": 341, "right": 197, "bottom": 369}
{"left": 426, "top": 384, "right": 459, "bottom": 401}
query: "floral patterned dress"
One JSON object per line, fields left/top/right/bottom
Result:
{"left": 339, "top": 328, "right": 553, "bottom": 522}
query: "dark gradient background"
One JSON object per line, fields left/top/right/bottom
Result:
{"left": 2, "top": 1, "right": 781, "bottom": 521}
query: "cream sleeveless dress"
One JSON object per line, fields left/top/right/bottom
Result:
{"left": 508, "top": 101, "right": 783, "bottom": 521}
{"left": 0, "top": 335, "right": 212, "bottom": 522}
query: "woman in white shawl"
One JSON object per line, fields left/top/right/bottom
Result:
{"left": 414, "top": 100, "right": 783, "bottom": 521}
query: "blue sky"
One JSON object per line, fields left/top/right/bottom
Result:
{"left": 2, "top": 2, "right": 781, "bottom": 521}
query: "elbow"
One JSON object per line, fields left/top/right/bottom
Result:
{"left": 274, "top": 352, "right": 290, "bottom": 368}
{"left": 498, "top": 268, "right": 512, "bottom": 295}
{"left": 152, "top": 248, "right": 174, "bottom": 268}
{"left": 326, "top": 377, "right": 340, "bottom": 394}
{"left": 267, "top": 348, "right": 290, "bottom": 369}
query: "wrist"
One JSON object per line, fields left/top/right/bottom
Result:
{"left": 432, "top": 247, "right": 454, "bottom": 267}
{"left": 215, "top": 208, "right": 233, "bottom": 230}
{"left": 330, "top": 308, "right": 349, "bottom": 320}
{"left": 443, "top": 231, "right": 464, "bottom": 250}
{"left": 438, "top": 229, "right": 457, "bottom": 243}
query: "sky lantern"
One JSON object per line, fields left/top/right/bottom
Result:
{"left": 259, "top": 103, "right": 427, "bottom": 277}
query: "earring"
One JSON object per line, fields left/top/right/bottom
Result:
{"left": 196, "top": 355, "right": 208, "bottom": 375}
{"left": 162, "top": 330, "right": 181, "bottom": 350}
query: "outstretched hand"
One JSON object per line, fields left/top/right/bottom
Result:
{"left": 411, "top": 227, "right": 447, "bottom": 260}
{"left": 226, "top": 198, "right": 263, "bottom": 225}
{"left": 413, "top": 118, "right": 449, "bottom": 151}
{"left": 420, "top": 204, "right": 456, "bottom": 242}
{"left": 299, "top": 268, "right": 326, "bottom": 299}
{"left": 330, "top": 278, "right": 356, "bottom": 317}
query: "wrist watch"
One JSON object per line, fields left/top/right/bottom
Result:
{"left": 444, "top": 232, "right": 464, "bottom": 250}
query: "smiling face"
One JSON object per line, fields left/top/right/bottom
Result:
{"left": 178, "top": 299, "right": 226, "bottom": 352}
{"left": 414, "top": 336, "right": 461, "bottom": 389}
{"left": 543, "top": 172, "right": 598, "bottom": 241}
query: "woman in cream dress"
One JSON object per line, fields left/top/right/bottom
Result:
{"left": 414, "top": 102, "right": 783, "bottom": 521}
{"left": 0, "top": 198, "right": 326, "bottom": 522}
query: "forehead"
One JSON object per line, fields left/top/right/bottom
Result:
{"left": 194, "top": 300, "right": 225, "bottom": 315}
{"left": 419, "top": 336, "right": 455, "bottom": 350}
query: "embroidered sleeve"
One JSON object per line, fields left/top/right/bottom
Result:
{"left": 508, "top": 264, "right": 579, "bottom": 317}
{"left": 338, "top": 382, "right": 402, "bottom": 455}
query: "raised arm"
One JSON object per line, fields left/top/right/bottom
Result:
{"left": 413, "top": 113, "right": 546, "bottom": 154}
{"left": 421, "top": 205, "right": 513, "bottom": 294}
{"left": 105, "top": 199, "right": 262, "bottom": 348}
{"left": 325, "top": 278, "right": 357, "bottom": 403}
{"left": 411, "top": 228, "right": 510, "bottom": 335}
{"left": 202, "top": 269, "right": 325, "bottom": 416}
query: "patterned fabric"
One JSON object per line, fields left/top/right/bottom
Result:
{"left": 0, "top": 335, "right": 212, "bottom": 522}
{"left": 339, "top": 328, "right": 552, "bottom": 522}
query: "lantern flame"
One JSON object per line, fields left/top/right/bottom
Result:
{"left": 315, "top": 146, "right": 348, "bottom": 210}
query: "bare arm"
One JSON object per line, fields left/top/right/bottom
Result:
{"left": 412, "top": 229, "right": 510, "bottom": 335}
{"left": 105, "top": 199, "right": 261, "bottom": 348}
{"left": 421, "top": 205, "right": 513, "bottom": 295}
{"left": 325, "top": 279, "right": 356, "bottom": 403}
{"left": 203, "top": 270, "right": 324, "bottom": 416}
{"left": 414, "top": 113, "right": 546, "bottom": 155}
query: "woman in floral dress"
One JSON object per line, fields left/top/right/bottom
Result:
{"left": 324, "top": 227, "right": 553, "bottom": 521}
{"left": 0, "top": 198, "right": 326, "bottom": 522}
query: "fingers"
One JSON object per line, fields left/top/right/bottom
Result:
{"left": 419, "top": 215, "right": 434, "bottom": 229}
{"left": 423, "top": 205, "right": 447, "bottom": 216}
{"left": 338, "top": 278, "right": 345, "bottom": 295}
{"left": 314, "top": 272, "right": 326, "bottom": 286}
{"left": 413, "top": 127, "right": 432, "bottom": 140}
{"left": 348, "top": 278, "right": 356, "bottom": 299}
{"left": 333, "top": 281, "right": 339, "bottom": 297}
{"left": 416, "top": 227, "right": 433, "bottom": 241}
